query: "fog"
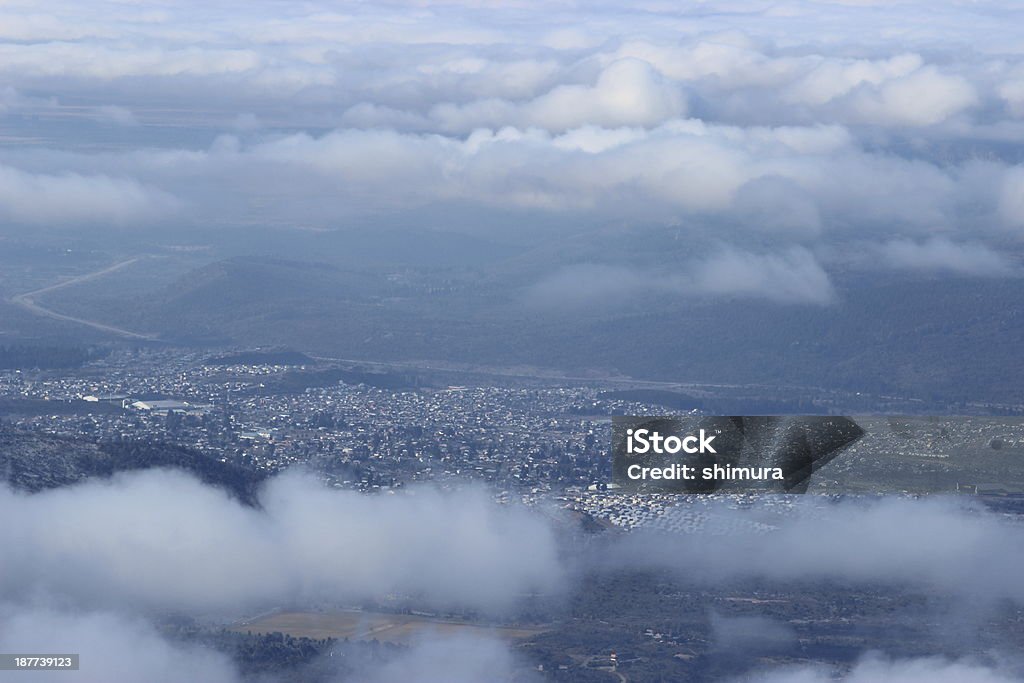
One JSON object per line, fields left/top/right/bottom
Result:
{"left": 7, "top": 472, "right": 1024, "bottom": 615}
{"left": 748, "top": 654, "right": 1022, "bottom": 683}
{"left": 4, "top": 603, "right": 1018, "bottom": 683}
{"left": 0, "top": 605, "right": 240, "bottom": 683}
{"left": 5, "top": 470, "right": 1024, "bottom": 679}
{"left": 877, "top": 238, "right": 1017, "bottom": 277}
{"left": 351, "top": 632, "right": 538, "bottom": 683}
{"left": 0, "top": 469, "right": 563, "bottom": 613}
{"left": 603, "top": 496, "right": 1024, "bottom": 605}
{"left": 527, "top": 246, "right": 835, "bottom": 306}
{"left": 0, "top": 469, "right": 557, "bottom": 681}
{"left": 710, "top": 613, "right": 796, "bottom": 655}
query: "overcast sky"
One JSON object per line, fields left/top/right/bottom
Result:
{"left": 2, "top": 0, "right": 1024, "bottom": 302}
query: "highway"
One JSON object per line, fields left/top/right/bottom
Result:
{"left": 9, "top": 256, "right": 157, "bottom": 340}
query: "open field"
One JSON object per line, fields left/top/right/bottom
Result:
{"left": 231, "top": 609, "right": 547, "bottom": 644}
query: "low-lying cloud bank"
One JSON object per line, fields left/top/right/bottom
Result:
{"left": 526, "top": 246, "right": 835, "bottom": 306}
{"left": 749, "top": 653, "right": 1022, "bottom": 683}
{"left": 0, "top": 163, "right": 175, "bottom": 227}
{"left": 5, "top": 471, "right": 1024, "bottom": 680}
{"left": 0, "top": 469, "right": 563, "bottom": 613}
{"left": 353, "top": 632, "right": 539, "bottom": 683}
{"left": 6, "top": 471, "right": 1024, "bottom": 613}
{"left": 606, "top": 496, "right": 1024, "bottom": 605}
{"left": 0, "top": 606, "right": 240, "bottom": 683}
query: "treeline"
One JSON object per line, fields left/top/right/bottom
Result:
{"left": 0, "top": 344, "right": 108, "bottom": 369}
{"left": 268, "top": 367, "right": 425, "bottom": 393}
{"left": 0, "top": 397, "right": 123, "bottom": 416}
{"left": 0, "top": 428, "right": 264, "bottom": 506}
{"left": 97, "top": 439, "right": 265, "bottom": 505}
{"left": 177, "top": 627, "right": 409, "bottom": 682}
{"left": 196, "top": 630, "right": 338, "bottom": 678}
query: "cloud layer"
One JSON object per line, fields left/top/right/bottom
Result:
{"left": 1, "top": 1, "right": 1023, "bottom": 304}
{"left": 0, "top": 470, "right": 563, "bottom": 613}
{"left": 752, "top": 654, "right": 1021, "bottom": 683}
{"left": 0, "top": 605, "right": 538, "bottom": 683}
{"left": 608, "top": 496, "right": 1024, "bottom": 605}
{"left": 4, "top": 471, "right": 1024, "bottom": 680}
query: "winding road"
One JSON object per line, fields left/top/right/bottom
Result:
{"left": 9, "top": 256, "right": 157, "bottom": 340}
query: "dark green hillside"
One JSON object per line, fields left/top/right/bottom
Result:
{"left": 0, "top": 428, "right": 263, "bottom": 505}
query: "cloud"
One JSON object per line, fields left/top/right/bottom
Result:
{"left": 783, "top": 54, "right": 923, "bottom": 107}
{"left": 999, "top": 165, "right": 1024, "bottom": 230}
{"left": 0, "top": 164, "right": 176, "bottom": 226}
{"left": 606, "top": 496, "right": 1024, "bottom": 605}
{"left": 0, "top": 86, "right": 56, "bottom": 113}
{"left": 847, "top": 66, "right": 978, "bottom": 126}
{"left": 692, "top": 247, "right": 835, "bottom": 304}
{"left": 90, "top": 104, "right": 139, "bottom": 126}
{"left": 0, "top": 2, "right": 1013, "bottom": 137}
{"left": 0, "top": 606, "right": 239, "bottom": 683}
{"left": 0, "top": 470, "right": 563, "bottom": 613}
{"left": 0, "top": 0, "right": 1023, "bottom": 301}
{"left": 354, "top": 633, "right": 539, "bottom": 683}
{"left": 999, "top": 77, "right": 1024, "bottom": 117}
{"left": 525, "top": 264, "right": 656, "bottom": 308}
{"left": 192, "top": 117, "right": 960, "bottom": 235}
{"left": 877, "top": 237, "right": 1016, "bottom": 276}
{"left": 0, "top": 604, "right": 537, "bottom": 683}
{"left": 482, "top": 58, "right": 684, "bottom": 132}
{"left": 711, "top": 613, "right": 796, "bottom": 655}
{"left": 0, "top": 469, "right": 554, "bottom": 681}
{"left": 3, "top": 604, "right": 1015, "bottom": 683}
{"left": 733, "top": 176, "right": 823, "bottom": 236}
{"left": 0, "top": 43, "right": 263, "bottom": 80}
{"left": 527, "top": 246, "right": 834, "bottom": 308}
{"left": 382, "top": 58, "right": 687, "bottom": 134}
{"left": 605, "top": 36, "right": 798, "bottom": 88}
{"left": 750, "top": 654, "right": 1021, "bottom": 683}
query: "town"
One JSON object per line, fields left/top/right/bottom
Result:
{"left": 5, "top": 346, "right": 1024, "bottom": 530}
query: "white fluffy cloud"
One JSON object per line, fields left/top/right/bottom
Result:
{"left": 527, "top": 247, "right": 834, "bottom": 306}
{"left": 693, "top": 247, "right": 835, "bottom": 303}
{"left": 0, "top": 605, "right": 538, "bottom": 683}
{"left": 0, "top": 470, "right": 563, "bottom": 613}
{"left": 430, "top": 58, "right": 686, "bottom": 133}
{"left": 999, "top": 165, "right": 1024, "bottom": 230}
{"left": 0, "top": 607, "right": 240, "bottom": 683}
{"left": 610, "top": 496, "right": 1024, "bottom": 604}
{"left": 783, "top": 54, "right": 924, "bottom": 107}
{"left": 753, "top": 654, "right": 1021, "bottom": 683}
{"left": 0, "top": 164, "right": 175, "bottom": 226}
{"left": 847, "top": 66, "right": 978, "bottom": 126}
{"left": 878, "top": 237, "right": 1016, "bottom": 276}
{"left": 355, "top": 633, "right": 539, "bottom": 683}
